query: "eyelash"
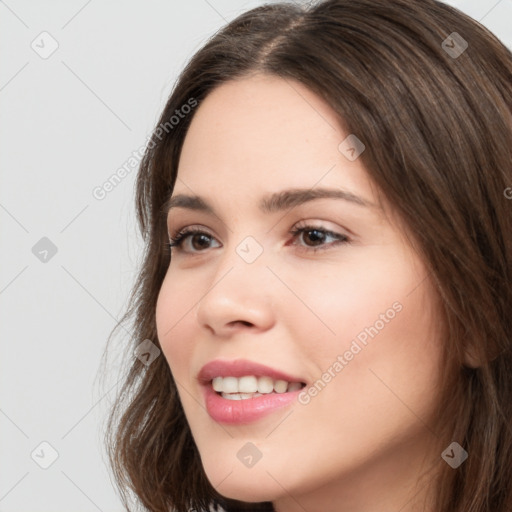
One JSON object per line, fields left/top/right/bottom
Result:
{"left": 167, "top": 223, "right": 350, "bottom": 255}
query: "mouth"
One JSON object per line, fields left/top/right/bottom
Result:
{"left": 198, "top": 359, "right": 307, "bottom": 424}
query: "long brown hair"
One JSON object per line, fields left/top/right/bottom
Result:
{"left": 100, "top": 1, "right": 512, "bottom": 510}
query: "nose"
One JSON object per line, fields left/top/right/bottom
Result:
{"left": 195, "top": 245, "right": 276, "bottom": 338}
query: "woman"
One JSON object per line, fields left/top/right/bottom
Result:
{"left": 102, "top": 0, "right": 512, "bottom": 511}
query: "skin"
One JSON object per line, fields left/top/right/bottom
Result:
{"left": 155, "top": 73, "right": 447, "bottom": 512}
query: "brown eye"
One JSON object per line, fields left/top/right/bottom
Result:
{"left": 189, "top": 233, "right": 213, "bottom": 251}
{"left": 289, "top": 225, "right": 350, "bottom": 252}
{"left": 168, "top": 228, "right": 220, "bottom": 253}
{"left": 301, "top": 229, "right": 327, "bottom": 246}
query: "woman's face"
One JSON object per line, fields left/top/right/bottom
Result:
{"left": 156, "top": 74, "right": 445, "bottom": 511}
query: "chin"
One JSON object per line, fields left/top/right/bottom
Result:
{"left": 215, "top": 485, "right": 277, "bottom": 504}
{"left": 203, "top": 463, "right": 283, "bottom": 503}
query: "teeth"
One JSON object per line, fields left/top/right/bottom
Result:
{"left": 257, "top": 376, "right": 274, "bottom": 394}
{"left": 274, "top": 379, "right": 288, "bottom": 393}
{"left": 239, "top": 375, "right": 258, "bottom": 393}
{"left": 221, "top": 392, "right": 263, "bottom": 400}
{"left": 211, "top": 375, "right": 304, "bottom": 395}
{"left": 287, "top": 382, "right": 303, "bottom": 392}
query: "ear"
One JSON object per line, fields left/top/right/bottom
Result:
{"left": 463, "top": 344, "right": 482, "bottom": 368}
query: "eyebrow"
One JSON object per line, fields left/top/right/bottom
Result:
{"left": 163, "top": 187, "right": 377, "bottom": 217}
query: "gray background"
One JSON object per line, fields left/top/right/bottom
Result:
{"left": 1, "top": 1, "right": 511, "bottom": 511}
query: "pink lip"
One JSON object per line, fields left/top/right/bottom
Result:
{"left": 198, "top": 359, "right": 306, "bottom": 425}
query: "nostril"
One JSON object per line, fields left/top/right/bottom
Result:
{"left": 230, "top": 320, "right": 253, "bottom": 327}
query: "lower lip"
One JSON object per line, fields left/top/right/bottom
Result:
{"left": 202, "top": 383, "right": 303, "bottom": 425}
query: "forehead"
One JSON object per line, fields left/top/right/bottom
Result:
{"left": 175, "top": 74, "right": 376, "bottom": 204}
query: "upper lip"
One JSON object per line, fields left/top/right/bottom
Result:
{"left": 198, "top": 359, "right": 305, "bottom": 385}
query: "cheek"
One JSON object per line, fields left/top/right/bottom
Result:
{"left": 293, "top": 247, "right": 444, "bottom": 410}
{"left": 308, "top": 269, "right": 444, "bottom": 434}
{"left": 155, "top": 269, "right": 197, "bottom": 377}
{"left": 279, "top": 248, "right": 428, "bottom": 358}
{"left": 365, "top": 278, "right": 445, "bottom": 401}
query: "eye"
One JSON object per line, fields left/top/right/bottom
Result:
{"left": 168, "top": 226, "right": 220, "bottom": 253}
{"left": 167, "top": 223, "right": 350, "bottom": 255}
{"left": 288, "top": 223, "right": 350, "bottom": 252}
